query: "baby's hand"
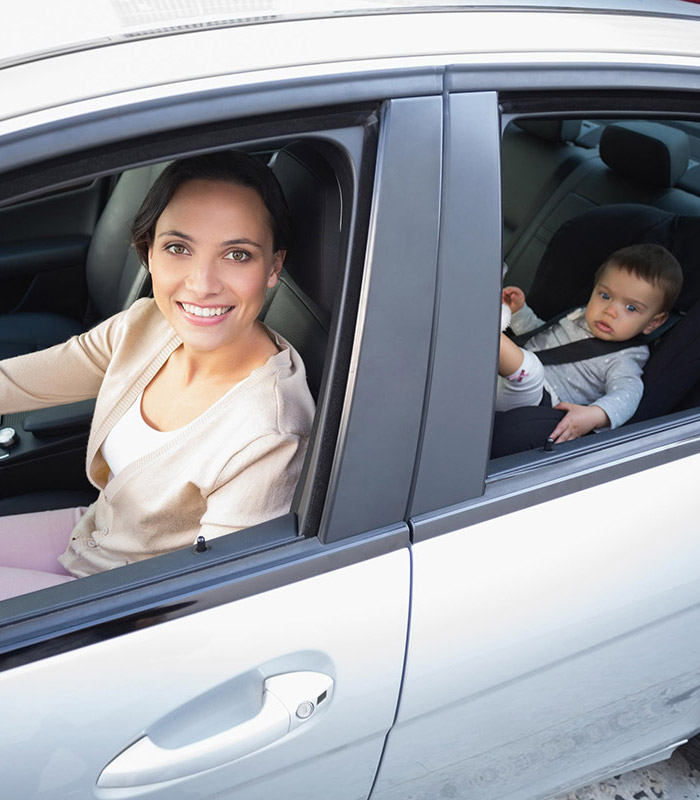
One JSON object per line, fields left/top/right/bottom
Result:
{"left": 550, "top": 403, "right": 609, "bottom": 443}
{"left": 502, "top": 286, "right": 525, "bottom": 313}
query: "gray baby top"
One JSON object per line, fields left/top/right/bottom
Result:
{"left": 510, "top": 304, "right": 649, "bottom": 428}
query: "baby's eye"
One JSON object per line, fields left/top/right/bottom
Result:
{"left": 599, "top": 291, "right": 610, "bottom": 300}
{"left": 225, "top": 250, "right": 251, "bottom": 262}
{"left": 626, "top": 304, "right": 638, "bottom": 313}
{"left": 165, "top": 243, "right": 189, "bottom": 256}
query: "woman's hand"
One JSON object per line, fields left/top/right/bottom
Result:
{"left": 550, "top": 403, "right": 609, "bottom": 442}
{"left": 502, "top": 286, "right": 526, "bottom": 313}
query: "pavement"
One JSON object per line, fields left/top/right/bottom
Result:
{"left": 555, "top": 751, "right": 700, "bottom": 800}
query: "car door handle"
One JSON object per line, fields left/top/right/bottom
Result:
{"left": 97, "top": 671, "right": 334, "bottom": 788}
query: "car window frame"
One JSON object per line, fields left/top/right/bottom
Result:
{"left": 0, "top": 91, "right": 443, "bottom": 667}
{"left": 410, "top": 81, "right": 700, "bottom": 543}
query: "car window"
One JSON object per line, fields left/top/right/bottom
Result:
{"left": 491, "top": 111, "right": 700, "bottom": 466}
{"left": 0, "top": 125, "right": 365, "bottom": 615}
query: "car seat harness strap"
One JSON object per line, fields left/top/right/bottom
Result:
{"left": 511, "top": 307, "right": 680, "bottom": 365}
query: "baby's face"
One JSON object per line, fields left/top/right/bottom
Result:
{"left": 585, "top": 265, "right": 668, "bottom": 342}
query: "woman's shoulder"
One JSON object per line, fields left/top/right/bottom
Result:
{"left": 223, "top": 328, "right": 315, "bottom": 437}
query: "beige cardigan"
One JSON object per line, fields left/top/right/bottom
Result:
{"left": 0, "top": 299, "right": 315, "bottom": 577}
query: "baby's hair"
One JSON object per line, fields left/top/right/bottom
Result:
{"left": 596, "top": 243, "right": 683, "bottom": 312}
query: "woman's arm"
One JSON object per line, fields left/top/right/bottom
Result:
{"left": 0, "top": 313, "right": 124, "bottom": 413}
{"left": 198, "top": 432, "right": 309, "bottom": 539}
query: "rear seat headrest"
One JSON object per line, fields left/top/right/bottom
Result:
{"left": 269, "top": 141, "right": 341, "bottom": 318}
{"left": 514, "top": 119, "right": 581, "bottom": 143}
{"left": 600, "top": 121, "right": 690, "bottom": 188}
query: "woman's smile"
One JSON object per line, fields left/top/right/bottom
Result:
{"left": 177, "top": 301, "right": 235, "bottom": 323}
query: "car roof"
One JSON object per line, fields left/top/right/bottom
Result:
{"left": 6, "top": 0, "right": 700, "bottom": 69}
{"left": 5, "top": 0, "right": 700, "bottom": 134}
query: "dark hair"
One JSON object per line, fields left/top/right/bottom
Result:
{"left": 595, "top": 243, "right": 683, "bottom": 312}
{"left": 132, "top": 150, "right": 293, "bottom": 266}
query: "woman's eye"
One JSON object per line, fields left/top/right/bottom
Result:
{"left": 225, "top": 250, "right": 251, "bottom": 262}
{"left": 165, "top": 243, "right": 189, "bottom": 255}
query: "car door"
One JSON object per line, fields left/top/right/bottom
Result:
{"left": 0, "top": 86, "right": 443, "bottom": 800}
{"left": 0, "top": 177, "right": 110, "bottom": 319}
{"left": 372, "top": 87, "right": 700, "bottom": 800}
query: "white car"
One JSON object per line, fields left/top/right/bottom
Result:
{"left": 1, "top": 1, "right": 700, "bottom": 798}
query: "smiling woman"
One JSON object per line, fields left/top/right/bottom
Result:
{"left": 138, "top": 170, "right": 286, "bottom": 429}
{"left": 0, "top": 151, "right": 315, "bottom": 598}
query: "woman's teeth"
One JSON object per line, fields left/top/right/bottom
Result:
{"left": 181, "top": 303, "right": 232, "bottom": 317}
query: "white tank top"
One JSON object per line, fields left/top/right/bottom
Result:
{"left": 101, "top": 392, "right": 181, "bottom": 477}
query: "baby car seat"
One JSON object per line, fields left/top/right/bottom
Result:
{"left": 491, "top": 203, "right": 700, "bottom": 458}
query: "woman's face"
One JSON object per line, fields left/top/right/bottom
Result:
{"left": 148, "top": 178, "right": 283, "bottom": 356}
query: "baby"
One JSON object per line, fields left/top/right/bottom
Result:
{"left": 499, "top": 243, "right": 683, "bottom": 442}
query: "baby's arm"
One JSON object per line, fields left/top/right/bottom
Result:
{"left": 589, "top": 349, "right": 646, "bottom": 430}
{"left": 502, "top": 286, "right": 546, "bottom": 335}
{"left": 502, "top": 286, "right": 525, "bottom": 313}
{"left": 550, "top": 403, "right": 609, "bottom": 442}
{"left": 549, "top": 349, "right": 646, "bottom": 442}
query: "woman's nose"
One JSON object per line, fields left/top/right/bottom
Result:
{"left": 185, "top": 257, "right": 222, "bottom": 294}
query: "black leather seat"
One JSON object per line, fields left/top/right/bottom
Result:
{"left": 502, "top": 119, "right": 593, "bottom": 254}
{"left": 265, "top": 140, "right": 341, "bottom": 401}
{"left": 0, "top": 164, "right": 165, "bottom": 358}
{"left": 505, "top": 121, "right": 700, "bottom": 294}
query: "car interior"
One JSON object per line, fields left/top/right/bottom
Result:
{"left": 492, "top": 114, "right": 700, "bottom": 465}
{"left": 6, "top": 113, "right": 700, "bottom": 531}
{"left": 0, "top": 136, "right": 352, "bottom": 529}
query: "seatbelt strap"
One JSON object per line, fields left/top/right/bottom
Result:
{"left": 533, "top": 337, "right": 643, "bottom": 365}
{"left": 512, "top": 308, "right": 644, "bottom": 365}
{"left": 512, "top": 309, "right": 569, "bottom": 346}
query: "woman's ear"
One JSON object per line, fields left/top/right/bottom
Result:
{"left": 267, "top": 249, "right": 285, "bottom": 288}
{"left": 146, "top": 244, "right": 153, "bottom": 273}
{"left": 643, "top": 310, "right": 669, "bottom": 335}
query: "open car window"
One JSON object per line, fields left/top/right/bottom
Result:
{"left": 0, "top": 115, "right": 372, "bottom": 627}
{"left": 491, "top": 111, "right": 700, "bottom": 469}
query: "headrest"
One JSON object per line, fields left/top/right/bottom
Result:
{"left": 269, "top": 141, "right": 341, "bottom": 318}
{"left": 515, "top": 119, "right": 581, "bottom": 143}
{"left": 600, "top": 121, "right": 690, "bottom": 188}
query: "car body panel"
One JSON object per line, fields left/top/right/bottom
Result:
{"left": 0, "top": 550, "right": 410, "bottom": 799}
{"left": 375, "top": 452, "right": 700, "bottom": 799}
{"left": 7, "top": 0, "right": 700, "bottom": 71}
{"left": 5, "top": 10, "right": 700, "bottom": 124}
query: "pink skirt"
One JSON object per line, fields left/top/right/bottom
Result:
{"left": 0, "top": 506, "right": 85, "bottom": 600}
